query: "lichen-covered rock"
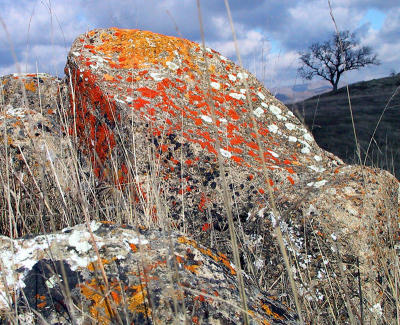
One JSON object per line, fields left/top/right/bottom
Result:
{"left": 65, "top": 27, "right": 343, "bottom": 242}
{"left": 0, "top": 222, "right": 297, "bottom": 324}
{"left": 64, "top": 28, "right": 400, "bottom": 323}
{"left": 0, "top": 74, "right": 78, "bottom": 236}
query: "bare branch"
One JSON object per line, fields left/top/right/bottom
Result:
{"left": 298, "top": 30, "right": 379, "bottom": 91}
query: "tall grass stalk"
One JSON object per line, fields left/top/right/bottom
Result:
{"left": 196, "top": 1, "right": 249, "bottom": 323}
{"left": 223, "top": 0, "right": 305, "bottom": 323}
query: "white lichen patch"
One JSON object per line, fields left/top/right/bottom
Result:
{"left": 288, "top": 136, "right": 297, "bottom": 142}
{"left": 314, "top": 155, "right": 322, "bottom": 162}
{"left": 210, "top": 82, "right": 220, "bottom": 90}
{"left": 228, "top": 74, "right": 236, "bottom": 82}
{"left": 285, "top": 122, "right": 296, "bottom": 131}
{"left": 126, "top": 235, "right": 149, "bottom": 246}
{"left": 91, "top": 55, "right": 106, "bottom": 63}
{"left": 301, "top": 147, "right": 311, "bottom": 154}
{"left": 90, "top": 55, "right": 106, "bottom": 69}
{"left": 307, "top": 180, "right": 327, "bottom": 188}
{"left": 370, "top": 303, "right": 383, "bottom": 318}
{"left": 343, "top": 186, "right": 355, "bottom": 196}
{"left": 269, "top": 212, "right": 279, "bottom": 228}
{"left": 255, "top": 258, "right": 265, "bottom": 270}
{"left": 45, "top": 274, "right": 61, "bottom": 289}
{"left": 149, "top": 72, "right": 164, "bottom": 81}
{"left": 261, "top": 102, "right": 268, "bottom": 108}
{"left": 253, "top": 107, "right": 264, "bottom": 118}
{"left": 0, "top": 233, "right": 60, "bottom": 301}
{"left": 308, "top": 165, "right": 326, "bottom": 173}
{"left": 268, "top": 124, "right": 279, "bottom": 133}
{"left": 327, "top": 188, "right": 337, "bottom": 195}
{"left": 240, "top": 88, "right": 246, "bottom": 94}
{"left": 257, "top": 91, "right": 265, "bottom": 100}
{"left": 68, "top": 230, "right": 92, "bottom": 254}
{"left": 5, "top": 107, "right": 26, "bottom": 118}
{"left": 229, "top": 92, "right": 245, "bottom": 100}
{"left": 166, "top": 61, "right": 179, "bottom": 71}
{"left": 114, "top": 95, "right": 125, "bottom": 104}
{"left": 219, "top": 118, "right": 227, "bottom": 124}
{"left": 125, "top": 96, "right": 134, "bottom": 103}
{"left": 220, "top": 148, "right": 232, "bottom": 158}
{"left": 67, "top": 250, "right": 98, "bottom": 271}
{"left": 303, "top": 133, "right": 313, "bottom": 142}
{"left": 269, "top": 105, "right": 282, "bottom": 115}
{"left": 267, "top": 150, "right": 279, "bottom": 158}
{"left": 237, "top": 72, "right": 248, "bottom": 80}
{"left": 201, "top": 115, "right": 213, "bottom": 123}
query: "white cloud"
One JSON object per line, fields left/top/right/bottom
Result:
{"left": 0, "top": 0, "right": 398, "bottom": 90}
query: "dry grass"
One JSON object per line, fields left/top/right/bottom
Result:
{"left": 0, "top": 1, "right": 399, "bottom": 324}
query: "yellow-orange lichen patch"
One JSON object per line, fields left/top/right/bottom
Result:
{"left": 79, "top": 278, "right": 150, "bottom": 325}
{"left": 93, "top": 28, "right": 200, "bottom": 73}
{"left": 175, "top": 254, "right": 201, "bottom": 274}
{"left": 127, "top": 284, "right": 150, "bottom": 316}
{"left": 261, "top": 303, "right": 284, "bottom": 321}
{"left": 129, "top": 243, "right": 138, "bottom": 252}
{"left": 177, "top": 236, "right": 236, "bottom": 275}
{"left": 79, "top": 278, "right": 117, "bottom": 324}
{"left": 24, "top": 81, "right": 37, "bottom": 92}
{"left": 87, "top": 258, "right": 111, "bottom": 272}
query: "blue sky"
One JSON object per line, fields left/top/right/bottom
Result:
{"left": 0, "top": 0, "right": 399, "bottom": 94}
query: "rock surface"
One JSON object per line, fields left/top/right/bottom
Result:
{"left": 0, "top": 27, "right": 398, "bottom": 324}
{"left": 0, "top": 74, "right": 79, "bottom": 236}
{"left": 64, "top": 28, "right": 400, "bottom": 323}
{"left": 0, "top": 222, "right": 297, "bottom": 324}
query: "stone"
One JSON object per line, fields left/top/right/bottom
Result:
{"left": 0, "top": 222, "right": 298, "bottom": 324}
{"left": 63, "top": 28, "right": 400, "bottom": 323}
{"left": 65, "top": 27, "right": 343, "bottom": 239}
{"left": 0, "top": 27, "right": 398, "bottom": 323}
{"left": 0, "top": 74, "right": 79, "bottom": 236}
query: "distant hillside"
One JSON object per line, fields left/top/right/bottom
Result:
{"left": 287, "top": 74, "right": 400, "bottom": 178}
{"left": 272, "top": 82, "right": 331, "bottom": 104}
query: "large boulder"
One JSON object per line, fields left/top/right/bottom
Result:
{"left": 0, "top": 222, "right": 297, "bottom": 324}
{"left": 64, "top": 28, "right": 400, "bottom": 323}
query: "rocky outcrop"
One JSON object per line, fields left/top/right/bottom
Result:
{"left": 0, "top": 28, "right": 398, "bottom": 323}
{"left": 0, "top": 222, "right": 297, "bottom": 324}
{"left": 64, "top": 28, "right": 399, "bottom": 323}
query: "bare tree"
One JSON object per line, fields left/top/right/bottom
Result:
{"left": 298, "top": 31, "right": 379, "bottom": 91}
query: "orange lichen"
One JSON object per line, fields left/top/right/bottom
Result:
{"left": 93, "top": 28, "right": 200, "bottom": 73}
{"left": 68, "top": 68, "right": 119, "bottom": 181}
{"left": 129, "top": 243, "right": 138, "bottom": 252}
{"left": 87, "top": 258, "right": 111, "bottom": 272}
{"left": 127, "top": 284, "right": 150, "bottom": 316}
{"left": 261, "top": 303, "right": 284, "bottom": 321}
{"left": 37, "top": 301, "right": 47, "bottom": 309}
{"left": 24, "top": 81, "right": 36, "bottom": 92}
{"left": 103, "top": 74, "right": 116, "bottom": 81}
{"left": 177, "top": 236, "right": 236, "bottom": 275}
{"left": 79, "top": 278, "right": 150, "bottom": 324}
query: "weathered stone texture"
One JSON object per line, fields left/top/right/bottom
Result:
{"left": 0, "top": 222, "right": 297, "bottom": 324}
{"left": 64, "top": 28, "right": 399, "bottom": 322}
{"left": 0, "top": 74, "right": 78, "bottom": 236}
{"left": 65, "top": 28, "right": 343, "bottom": 243}
{"left": 0, "top": 28, "right": 398, "bottom": 324}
